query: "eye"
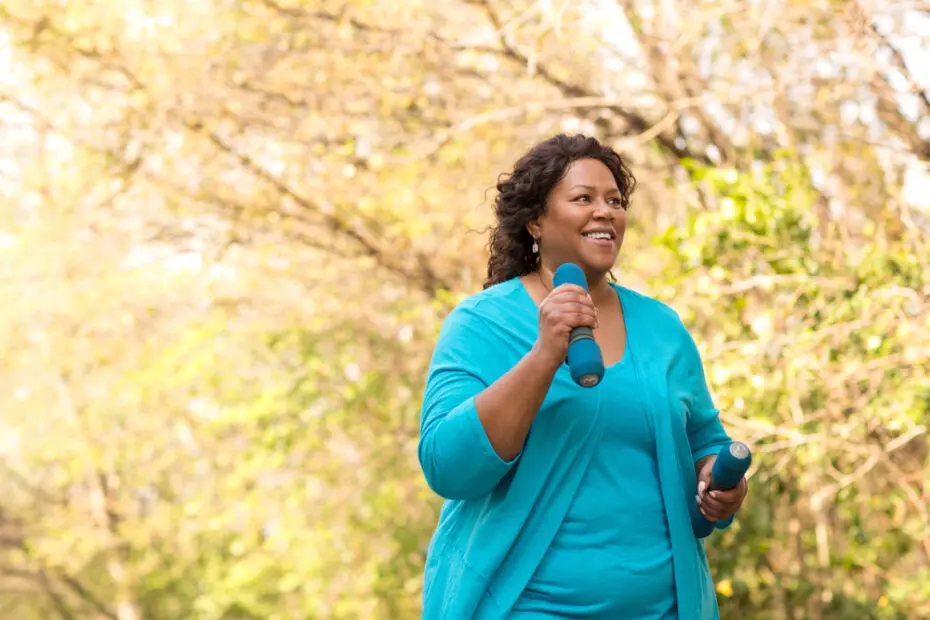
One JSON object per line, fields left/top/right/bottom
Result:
{"left": 574, "top": 194, "right": 590, "bottom": 203}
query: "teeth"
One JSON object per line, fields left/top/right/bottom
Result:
{"left": 583, "top": 232, "right": 612, "bottom": 240}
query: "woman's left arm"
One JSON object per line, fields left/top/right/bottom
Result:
{"left": 678, "top": 322, "right": 748, "bottom": 527}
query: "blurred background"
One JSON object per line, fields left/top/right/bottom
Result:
{"left": 0, "top": 0, "right": 928, "bottom": 618}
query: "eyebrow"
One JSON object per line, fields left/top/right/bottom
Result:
{"left": 570, "top": 184, "right": 620, "bottom": 193}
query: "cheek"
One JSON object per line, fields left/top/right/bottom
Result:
{"left": 542, "top": 205, "right": 580, "bottom": 234}
{"left": 614, "top": 211, "right": 629, "bottom": 231}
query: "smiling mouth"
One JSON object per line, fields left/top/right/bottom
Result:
{"left": 582, "top": 232, "right": 615, "bottom": 241}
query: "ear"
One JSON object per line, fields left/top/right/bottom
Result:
{"left": 526, "top": 219, "right": 542, "bottom": 240}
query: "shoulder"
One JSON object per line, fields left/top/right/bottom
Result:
{"left": 613, "top": 284, "right": 706, "bottom": 371}
{"left": 613, "top": 283, "right": 687, "bottom": 333}
{"left": 430, "top": 279, "right": 528, "bottom": 365}
{"left": 444, "top": 277, "right": 527, "bottom": 325}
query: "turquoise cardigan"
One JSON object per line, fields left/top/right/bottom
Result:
{"left": 418, "top": 279, "right": 734, "bottom": 619}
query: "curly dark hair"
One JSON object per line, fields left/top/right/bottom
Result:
{"left": 483, "top": 133, "right": 637, "bottom": 289}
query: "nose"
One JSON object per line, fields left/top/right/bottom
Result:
{"left": 592, "top": 199, "right": 613, "bottom": 219}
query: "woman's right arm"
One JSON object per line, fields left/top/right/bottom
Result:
{"left": 418, "top": 284, "right": 596, "bottom": 501}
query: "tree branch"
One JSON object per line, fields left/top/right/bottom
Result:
{"left": 0, "top": 561, "right": 117, "bottom": 620}
{"left": 853, "top": 2, "right": 930, "bottom": 159}
{"left": 2, "top": 9, "right": 455, "bottom": 297}
{"left": 402, "top": 94, "right": 709, "bottom": 160}
{"left": 615, "top": 0, "right": 736, "bottom": 164}
{"left": 471, "top": 0, "right": 705, "bottom": 162}
{"left": 185, "top": 119, "right": 451, "bottom": 296}
{"left": 862, "top": 6, "right": 930, "bottom": 113}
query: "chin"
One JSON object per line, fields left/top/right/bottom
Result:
{"left": 577, "top": 254, "right": 619, "bottom": 277}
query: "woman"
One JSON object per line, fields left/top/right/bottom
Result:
{"left": 418, "top": 134, "right": 748, "bottom": 619}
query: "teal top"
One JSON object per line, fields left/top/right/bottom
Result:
{"left": 512, "top": 344, "right": 677, "bottom": 619}
{"left": 418, "top": 278, "right": 735, "bottom": 620}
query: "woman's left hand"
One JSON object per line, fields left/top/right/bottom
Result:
{"left": 695, "top": 456, "right": 748, "bottom": 522}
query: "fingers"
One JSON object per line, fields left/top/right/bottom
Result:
{"left": 534, "top": 283, "right": 600, "bottom": 365}
{"left": 557, "top": 303, "right": 598, "bottom": 327}
{"left": 697, "top": 493, "right": 731, "bottom": 520}
{"left": 541, "top": 287, "right": 597, "bottom": 328}
{"left": 550, "top": 283, "right": 589, "bottom": 297}
{"left": 696, "top": 468, "right": 711, "bottom": 488}
{"left": 547, "top": 285, "right": 594, "bottom": 304}
{"left": 696, "top": 492, "right": 729, "bottom": 522}
{"left": 697, "top": 483, "right": 746, "bottom": 522}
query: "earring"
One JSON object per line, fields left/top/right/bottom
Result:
{"left": 532, "top": 239, "right": 539, "bottom": 253}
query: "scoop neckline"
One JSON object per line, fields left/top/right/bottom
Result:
{"left": 513, "top": 276, "right": 631, "bottom": 371}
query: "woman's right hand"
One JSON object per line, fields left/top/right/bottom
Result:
{"left": 532, "top": 284, "right": 599, "bottom": 371}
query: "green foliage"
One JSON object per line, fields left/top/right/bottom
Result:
{"left": 654, "top": 154, "right": 929, "bottom": 618}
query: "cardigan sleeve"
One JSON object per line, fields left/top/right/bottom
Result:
{"left": 417, "top": 304, "right": 519, "bottom": 501}
{"left": 678, "top": 323, "right": 732, "bottom": 462}
{"left": 678, "top": 322, "right": 739, "bottom": 530}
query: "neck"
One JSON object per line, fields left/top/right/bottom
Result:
{"left": 537, "top": 264, "right": 614, "bottom": 305}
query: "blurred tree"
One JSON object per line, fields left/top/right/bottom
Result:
{"left": 0, "top": 0, "right": 927, "bottom": 618}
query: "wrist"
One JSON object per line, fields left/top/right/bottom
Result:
{"left": 527, "top": 345, "right": 563, "bottom": 376}
{"left": 695, "top": 455, "right": 714, "bottom": 473}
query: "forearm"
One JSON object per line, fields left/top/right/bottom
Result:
{"left": 475, "top": 346, "right": 561, "bottom": 461}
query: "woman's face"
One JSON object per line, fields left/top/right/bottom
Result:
{"left": 529, "top": 157, "right": 627, "bottom": 279}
